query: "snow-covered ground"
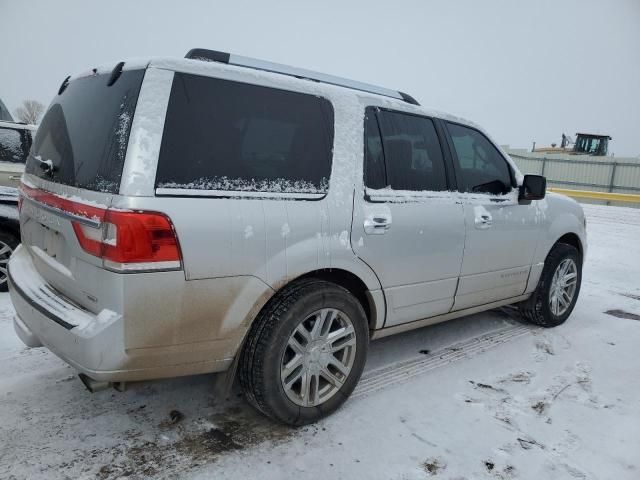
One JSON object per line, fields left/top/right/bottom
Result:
{"left": 1, "top": 204, "right": 639, "bottom": 480}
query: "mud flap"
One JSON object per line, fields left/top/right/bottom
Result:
{"left": 213, "top": 337, "right": 248, "bottom": 399}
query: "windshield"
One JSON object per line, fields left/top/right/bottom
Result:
{"left": 25, "top": 69, "right": 145, "bottom": 193}
{"left": 574, "top": 136, "right": 608, "bottom": 156}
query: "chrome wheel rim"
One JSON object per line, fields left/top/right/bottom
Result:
{"left": 280, "top": 308, "right": 357, "bottom": 407}
{"left": 549, "top": 258, "right": 578, "bottom": 316}
{"left": 0, "top": 240, "right": 13, "bottom": 286}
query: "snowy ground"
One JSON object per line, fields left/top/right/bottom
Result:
{"left": 1, "top": 204, "right": 639, "bottom": 480}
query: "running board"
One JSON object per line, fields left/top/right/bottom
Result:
{"left": 371, "top": 294, "right": 531, "bottom": 339}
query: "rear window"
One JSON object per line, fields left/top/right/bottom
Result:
{"left": 25, "top": 69, "right": 145, "bottom": 193}
{"left": 155, "top": 73, "right": 334, "bottom": 194}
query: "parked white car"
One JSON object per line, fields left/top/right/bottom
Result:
{"left": 9, "top": 51, "right": 586, "bottom": 425}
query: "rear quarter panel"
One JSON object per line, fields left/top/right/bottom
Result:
{"left": 114, "top": 65, "right": 385, "bottom": 344}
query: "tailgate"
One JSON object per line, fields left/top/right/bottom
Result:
{"left": 19, "top": 179, "right": 115, "bottom": 314}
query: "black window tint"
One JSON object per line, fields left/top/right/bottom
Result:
{"left": 446, "top": 122, "right": 512, "bottom": 195}
{"left": 0, "top": 127, "right": 31, "bottom": 164}
{"left": 363, "top": 107, "right": 385, "bottom": 189}
{"left": 156, "top": 73, "right": 334, "bottom": 194}
{"left": 25, "top": 70, "right": 145, "bottom": 193}
{"left": 376, "top": 111, "right": 448, "bottom": 192}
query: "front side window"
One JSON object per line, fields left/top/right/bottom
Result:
{"left": 156, "top": 73, "right": 334, "bottom": 194}
{"left": 0, "top": 127, "right": 31, "bottom": 164}
{"left": 363, "top": 108, "right": 448, "bottom": 192}
{"left": 446, "top": 122, "right": 512, "bottom": 195}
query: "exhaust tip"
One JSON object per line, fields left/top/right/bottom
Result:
{"left": 78, "top": 373, "right": 110, "bottom": 393}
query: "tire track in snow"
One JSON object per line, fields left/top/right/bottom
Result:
{"left": 354, "top": 324, "right": 533, "bottom": 398}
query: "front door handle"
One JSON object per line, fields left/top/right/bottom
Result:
{"left": 475, "top": 213, "right": 493, "bottom": 229}
{"left": 364, "top": 214, "right": 392, "bottom": 234}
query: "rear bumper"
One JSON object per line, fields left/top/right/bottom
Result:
{"left": 13, "top": 313, "right": 43, "bottom": 347}
{"left": 8, "top": 245, "right": 239, "bottom": 382}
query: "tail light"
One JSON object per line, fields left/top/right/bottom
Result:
{"left": 73, "top": 210, "right": 181, "bottom": 271}
{"left": 20, "top": 183, "right": 182, "bottom": 272}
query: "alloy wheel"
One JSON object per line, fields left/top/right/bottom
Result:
{"left": 280, "top": 308, "right": 357, "bottom": 407}
{"left": 0, "top": 240, "right": 14, "bottom": 287}
{"left": 549, "top": 258, "right": 578, "bottom": 316}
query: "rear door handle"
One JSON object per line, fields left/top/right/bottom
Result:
{"left": 9, "top": 175, "right": 21, "bottom": 181}
{"left": 364, "top": 214, "right": 392, "bottom": 234}
{"left": 475, "top": 213, "right": 493, "bottom": 229}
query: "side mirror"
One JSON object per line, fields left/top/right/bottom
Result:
{"left": 519, "top": 174, "right": 546, "bottom": 201}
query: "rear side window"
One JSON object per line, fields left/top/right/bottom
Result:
{"left": 156, "top": 73, "right": 334, "bottom": 194}
{"left": 25, "top": 69, "right": 145, "bottom": 193}
{"left": 446, "top": 122, "right": 513, "bottom": 195}
{"left": 364, "top": 108, "right": 448, "bottom": 192}
{"left": 0, "top": 127, "right": 31, "bottom": 164}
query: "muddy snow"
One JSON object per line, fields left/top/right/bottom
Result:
{"left": 1, "top": 203, "right": 639, "bottom": 479}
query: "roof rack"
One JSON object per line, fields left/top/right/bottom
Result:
{"left": 185, "top": 48, "right": 420, "bottom": 106}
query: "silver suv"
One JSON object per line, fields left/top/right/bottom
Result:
{"left": 9, "top": 50, "right": 586, "bottom": 425}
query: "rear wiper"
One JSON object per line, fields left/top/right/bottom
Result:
{"left": 34, "top": 156, "right": 57, "bottom": 175}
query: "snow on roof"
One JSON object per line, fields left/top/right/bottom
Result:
{"left": 66, "top": 55, "right": 482, "bottom": 129}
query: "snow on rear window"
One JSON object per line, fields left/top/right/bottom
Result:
{"left": 158, "top": 176, "right": 328, "bottom": 194}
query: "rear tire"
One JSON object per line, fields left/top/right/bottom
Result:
{"left": 519, "top": 243, "right": 582, "bottom": 327}
{"left": 239, "top": 279, "right": 369, "bottom": 426}
{"left": 0, "top": 230, "right": 19, "bottom": 292}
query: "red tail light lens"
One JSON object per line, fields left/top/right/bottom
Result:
{"left": 73, "top": 211, "right": 182, "bottom": 271}
{"left": 101, "top": 210, "right": 182, "bottom": 269}
{"left": 21, "top": 183, "right": 182, "bottom": 272}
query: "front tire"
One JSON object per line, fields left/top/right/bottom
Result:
{"left": 239, "top": 279, "right": 369, "bottom": 426}
{"left": 519, "top": 243, "right": 582, "bottom": 327}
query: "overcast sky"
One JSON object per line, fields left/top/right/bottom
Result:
{"left": 2, "top": 0, "right": 639, "bottom": 156}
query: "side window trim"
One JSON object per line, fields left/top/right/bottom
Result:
{"left": 363, "top": 106, "right": 452, "bottom": 202}
{"left": 363, "top": 106, "right": 388, "bottom": 189}
{"left": 442, "top": 120, "right": 516, "bottom": 194}
{"left": 433, "top": 118, "right": 458, "bottom": 192}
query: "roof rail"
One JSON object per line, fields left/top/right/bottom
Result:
{"left": 185, "top": 48, "right": 420, "bottom": 106}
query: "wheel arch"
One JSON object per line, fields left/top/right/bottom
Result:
{"left": 555, "top": 232, "right": 583, "bottom": 259}
{"left": 295, "top": 268, "right": 382, "bottom": 330}
{"left": 223, "top": 268, "right": 382, "bottom": 400}
{"left": 526, "top": 210, "right": 586, "bottom": 295}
